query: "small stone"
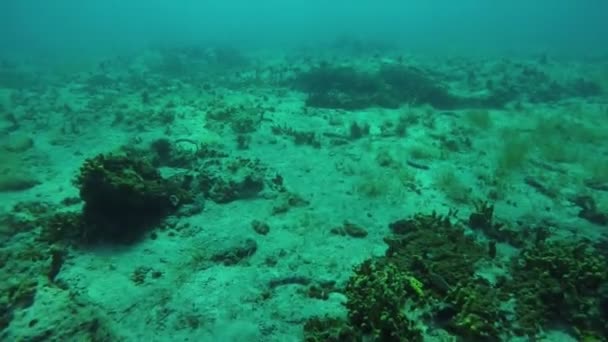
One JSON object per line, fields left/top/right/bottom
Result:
{"left": 4, "top": 135, "right": 34, "bottom": 152}
{"left": 330, "top": 221, "right": 368, "bottom": 238}
{"left": 0, "top": 173, "right": 40, "bottom": 192}
{"left": 251, "top": 219, "right": 270, "bottom": 235}
{"left": 212, "top": 238, "right": 258, "bottom": 265}
{"left": 343, "top": 222, "right": 368, "bottom": 238}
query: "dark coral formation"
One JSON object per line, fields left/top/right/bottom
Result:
{"left": 570, "top": 195, "right": 608, "bottom": 226}
{"left": 205, "top": 100, "right": 266, "bottom": 134}
{"left": 149, "top": 137, "right": 197, "bottom": 168}
{"left": 37, "top": 142, "right": 285, "bottom": 245}
{"left": 74, "top": 153, "right": 191, "bottom": 242}
{"left": 467, "top": 201, "right": 551, "bottom": 248}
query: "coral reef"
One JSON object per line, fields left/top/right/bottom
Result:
{"left": 507, "top": 240, "right": 608, "bottom": 338}
{"left": 344, "top": 259, "right": 423, "bottom": 341}
{"left": 74, "top": 153, "right": 191, "bottom": 242}
{"left": 443, "top": 280, "right": 509, "bottom": 340}
{"left": 3, "top": 43, "right": 607, "bottom": 341}
{"left": 385, "top": 212, "right": 487, "bottom": 296}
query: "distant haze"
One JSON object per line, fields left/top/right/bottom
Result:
{"left": 1, "top": 0, "right": 606, "bottom": 60}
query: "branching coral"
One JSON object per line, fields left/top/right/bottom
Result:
{"left": 345, "top": 259, "right": 422, "bottom": 341}
{"left": 507, "top": 240, "right": 608, "bottom": 337}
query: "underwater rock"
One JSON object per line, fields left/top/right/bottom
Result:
{"left": 271, "top": 191, "right": 309, "bottom": 215}
{"left": 330, "top": 221, "right": 368, "bottom": 238}
{"left": 211, "top": 238, "right": 258, "bottom": 265}
{"left": 0, "top": 149, "right": 39, "bottom": 192}
{"left": 270, "top": 124, "right": 322, "bottom": 148}
{"left": 251, "top": 219, "right": 270, "bottom": 235}
{"left": 0, "top": 173, "right": 39, "bottom": 192}
{"left": 2, "top": 135, "right": 34, "bottom": 153}
{"left": 571, "top": 195, "right": 608, "bottom": 226}
{"left": 196, "top": 155, "right": 269, "bottom": 204}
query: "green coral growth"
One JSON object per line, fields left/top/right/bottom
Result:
{"left": 385, "top": 211, "right": 509, "bottom": 340}
{"left": 385, "top": 211, "right": 487, "bottom": 297}
{"left": 507, "top": 240, "right": 608, "bottom": 337}
{"left": 345, "top": 259, "right": 422, "bottom": 341}
{"left": 307, "top": 205, "right": 608, "bottom": 340}
{"left": 444, "top": 281, "right": 508, "bottom": 340}
{"left": 303, "top": 316, "right": 357, "bottom": 342}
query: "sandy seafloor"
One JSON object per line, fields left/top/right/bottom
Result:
{"left": 1, "top": 47, "right": 607, "bottom": 341}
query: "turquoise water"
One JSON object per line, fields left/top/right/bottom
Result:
{"left": 1, "top": 1, "right": 607, "bottom": 341}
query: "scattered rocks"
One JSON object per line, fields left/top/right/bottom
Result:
{"left": 2, "top": 135, "right": 34, "bottom": 153}
{"left": 211, "top": 238, "right": 258, "bottom": 265}
{"left": 330, "top": 221, "right": 368, "bottom": 238}
{"left": 571, "top": 195, "right": 608, "bottom": 226}
{"left": 0, "top": 174, "right": 40, "bottom": 192}
{"left": 271, "top": 192, "right": 309, "bottom": 215}
{"left": 251, "top": 220, "right": 270, "bottom": 235}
